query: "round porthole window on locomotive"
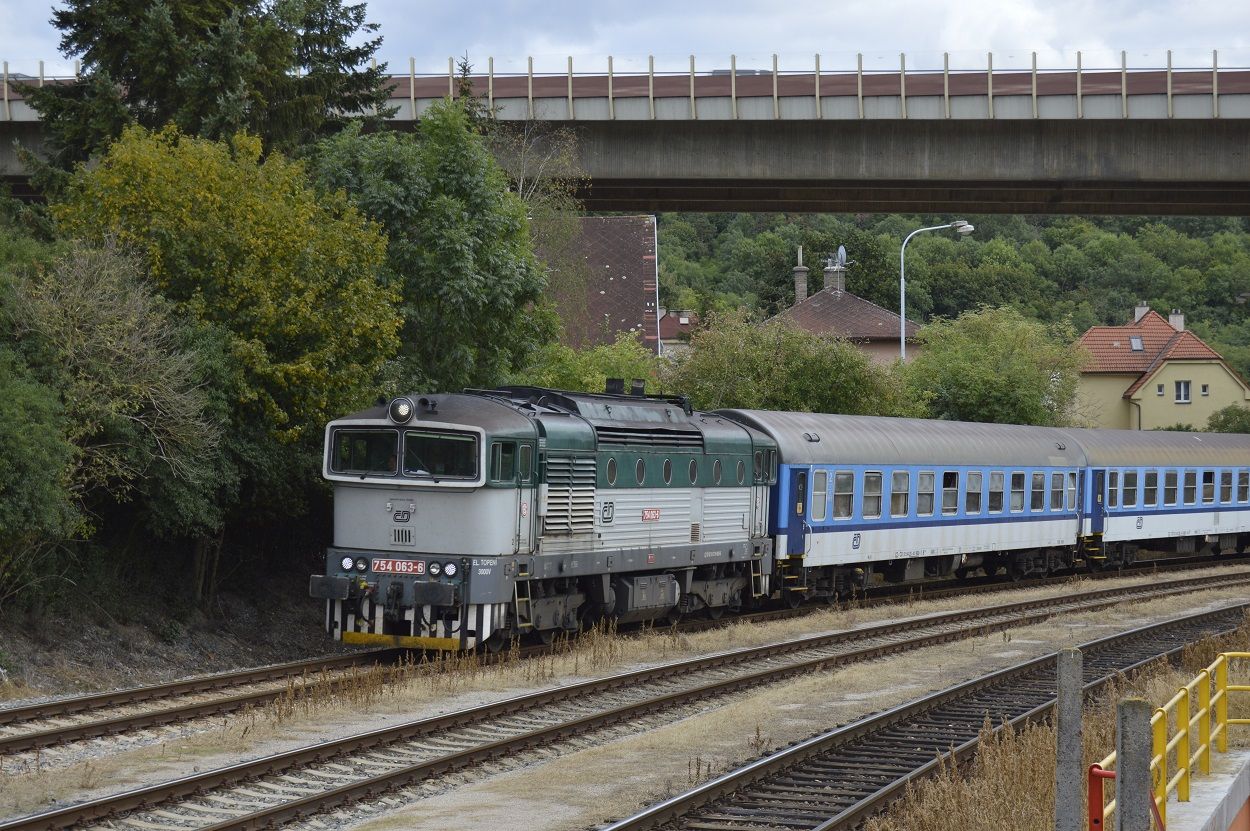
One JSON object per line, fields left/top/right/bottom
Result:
{"left": 713, "top": 459, "right": 722, "bottom": 484}
{"left": 737, "top": 460, "right": 746, "bottom": 485}
{"left": 606, "top": 457, "right": 617, "bottom": 486}
{"left": 688, "top": 459, "right": 698, "bottom": 484}
{"left": 753, "top": 450, "right": 764, "bottom": 480}
{"left": 663, "top": 459, "right": 673, "bottom": 484}
{"left": 636, "top": 458, "right": 646, "bottom": 484}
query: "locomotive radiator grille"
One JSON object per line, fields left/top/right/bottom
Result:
{"left": 544, "top": 456, "right": 596, "bottom": 537}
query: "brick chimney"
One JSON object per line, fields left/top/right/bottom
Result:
{"left": 1134, "top": 301, "right": 1149, "bottom": 322}
{"left": 823, "top": 258, "right": 845, "bottom": 293}
{"left": 1169, "top": 309, "right": 1185, "bottom": 331}
{"left": 793, "top": 246, "right": 809, "bottom": 305}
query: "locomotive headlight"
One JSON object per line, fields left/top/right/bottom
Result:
{"left": 443, "top": 561, "right": 458, "bottom": 578}
{"left": 354, "top": 557, "right": 368, "bottom": 572}
{"left": 340, "top": 555, "right": 354, "bottom": 571}
{"left": 428, "top": 561, "right": 442, "bottom": 576}
{"left": 388, "top": 397, "right": 414, "bottom": 424}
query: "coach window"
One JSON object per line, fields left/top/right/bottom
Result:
{"left": 1165, "top": 470, "right": 1178, "bottom": 505}
{"left": 1240, "top": 470, "right": 1249, "bottom": 503}
{"left": 1144, "top": 471, "right": 1158, "bottom": 506}
{"left": 1203, "top": 471, "right": 1216, "bottom": 504}
{"left": 833, "top": 471, "right": 854, "bottom": 519}
{"left": 989, "top": 472, "right": 1005, "bottom": 513}
{"left": 941, "top": 472, "right": 960, "bottom": 515}
{"left": 1010, "top": 473, "right": 1026, "bottom": 512}
{"left": 891, "top": 471, "right": 910, "bottom": 517}
{"left": 1050, "top": 472, "right": 1064, "bottom": 511}
{"left": 863, "top": 473, "right": 883, "bottom": 519}
{"left": 966, "top": 472, "right": 983, "bottom": 514}
{"left": 811, "top": 470, "right": 828, "bottom": 521}
{"left": 1221, "top": 470, "right": 1233, "bottom": 503}
{"left": 917, "top": 472, "right": 935, "bottom": 516}
{"left": 1184, "top": 470, "right": 1197, "bottom": 504}
{"left": 1028, "top": 472, "right": 1045, "bottom": 511}
{"left": 1066, "top": 471, "right": 1078, "bottom": 510}
{"left": 1122, "top": 470, "right": 1138, "bottom": 507}
{"left": 1107, "top": 471, "right": 1119, "bottom": 509}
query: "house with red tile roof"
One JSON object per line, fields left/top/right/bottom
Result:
{"left": 770, "top": 257, "right": 919, "bottom": 365}
{"left": 657, "top": 307, "right": 698, "bottom": 356}
{"left": 1076, "top": 304, "right": 1250, "bottom": 429}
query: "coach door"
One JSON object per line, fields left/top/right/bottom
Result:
{"left": 1091, "top": 469, "right": 1106, "bottom": 535}
{"left": 789, "top": 468, "right": 810, "bottom": 555}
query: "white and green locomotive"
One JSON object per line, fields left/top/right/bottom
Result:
{"left": 310, "top": 386, "right": 777, "bottom": 650}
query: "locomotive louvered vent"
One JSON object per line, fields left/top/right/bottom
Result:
{"left": 594, "top": 426, "right": 704, "bottom": 450}
{"left": 392, "top": 528, "right": 414, "bottom": 545}
{"left": 690, "top": 523, "right": 702, "bottom": 543}
{"left": 544, "top": 456, "right": 596, "bottom": 536}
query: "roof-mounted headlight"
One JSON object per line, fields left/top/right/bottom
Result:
{"left": 389, "top": 397, "right": 414, "bottom": 424}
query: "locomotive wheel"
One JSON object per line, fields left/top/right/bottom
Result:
{"left": 784, "top": 590, "right": 802, "bottom": 609}
{"left": 953, "top": 567, "right": 969, "bottom": 580}
{"left": 482, "top": 632, "right": 508, "bottom": 654}
{"left": 537, "top": 629, "right": 556, "bottom": 646}
{"left": 706, "top": 605, "right": 724, "bottom": 620}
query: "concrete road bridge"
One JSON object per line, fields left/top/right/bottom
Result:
{"left": 4, "top": 50, "right": 1250, "bottom": 214}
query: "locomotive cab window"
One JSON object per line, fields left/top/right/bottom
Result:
{"left": 404, "top": 430, "right": 478, "bottom": 479}
{"left": 519, "top": 444, "right": 533, "bottom": 482}
{"left": 966, "top": 472, "right": 982, "bottom": 514}
{"left": 941, "top": 472, "right": 959, "bottom": 515}
{"left": 833, "top": 471, "right": 854, "bottom": 519}
{"left": 917, "top": 472, "right": 935, "bottom": 516}
{"left": 1122, "top": 470, "right": 1138, "bottom": 507}
{"left": 1184, "top": 470, "right": 1197, "bottom": 505}
{"left": 1221, "top": 470, "right": 1233, "bottom": 503}
{"left": 1009, "top": 473, "right": 1025, "bottom": 512}
{"left": 891, "top": 471, "right": 910, "bottom": 517}
{"left": 1164, "top": 471, "right": 1178, "bottom": 505}
{"left": 1031, "top": 472, "right": 1046, "bottom": 511}
{"left": 863, "top": 472, "right": 883, "bottom": 519}
{"left": 1203, "top": 471, "right": 1216, "bottom": 504}
{"left": 489, "top": 442, "right": 516, "bottom": 482}
{"left": 811, "top": 470, "right": 828, "bottom": 521}
{"left": 989, "top": 472, "right": 1005, "bottom": 514}
{"left": 1144, "top": 471, "right": 1159, "bottom": 506}
{"left": 331, "top": 429, "right": 398, "bottom": 475}
{"left": 1050, "top": 472, "right": 1064, "bottom": 511}
{"left": 753, "top": 451, "right": 764, "bottom": 482}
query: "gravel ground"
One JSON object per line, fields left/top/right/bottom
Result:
{"left": 5, "top": 565, "right": 1250, "bottom": 822}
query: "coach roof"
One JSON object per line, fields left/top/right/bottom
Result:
{"left": 717, "top": 411, "right": 1087, "bottom": 468}
{"left": 1061, "top": 427, "right": 1250, "bottom": 467}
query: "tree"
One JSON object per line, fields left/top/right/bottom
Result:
{"left": 305, "top": 104, "right": 553, "bottom": 392}
{"left": 1206, "top": 405, "right": 1250, "bottom": 434}
{"left": 514, "top": 332, "right": 660, "bottom": 394}
{"left": 906, "top": 306, "right": 1086, "bottom": 425}
{"left": 23, "top": 0, "right": 392, "bottom": 170}
{"left": 662, "top": 310, "right": 921, "bottom": 416}
{"left": 52, "top": 126, "right": 399, "bottom": 446}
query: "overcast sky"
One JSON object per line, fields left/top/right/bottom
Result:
{"left": 3, "top": 0, "right": 1249, "bottom": 77}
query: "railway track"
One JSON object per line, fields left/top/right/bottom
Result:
{"left": 6, "top": 556, "right": 1238, "bottom": 762}
{"left": 4, "top": 568, "right": 1248, "bottom": 831}
{"left": 604, "top": 606, "right": 1247, "bottom": 831}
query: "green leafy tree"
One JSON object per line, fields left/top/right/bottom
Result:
{"left": 1206, "top": 405, "right": 1250, "bottom": 433}
{"left": 306, "top": 104, "right": 553, "bottom": 392}
{"left": 513, "top": 332, "right": 660, "bottom": 394}
{"left": 906, "top": 306, "right": 1086, "bottom": 425}
{"left": 662, "top": 310, "right": 920, "bottom": 416}
{"left": 53, "top": 126, "right": 399, "bottom": 446}
{"left": 23, "top": 0, "right": 392, "bottom": 171}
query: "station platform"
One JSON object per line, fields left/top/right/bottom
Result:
{"left": 1166, "top": 748, "right": 1250, "bottom": 831}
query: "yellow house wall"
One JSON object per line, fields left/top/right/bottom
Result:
{"left": 859, "top": 339, "right": 919, "bottom": 365}
{"left": 1132, "top": 360, "right": 1250, "bottom": 430}
{"left": 1076, "top": 374, "right": 1136, "bottom": 429}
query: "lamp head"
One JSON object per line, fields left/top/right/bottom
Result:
{"left": 955, "top": 223, "right": 975, "bottom": 236}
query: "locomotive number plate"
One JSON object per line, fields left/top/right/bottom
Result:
{"left": 372, "top": 558, "right": 425, "bottom": 575}
{"left": 642, "top": 508, "right": 661, "bottom": 522}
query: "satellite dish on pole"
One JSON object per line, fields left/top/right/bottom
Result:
{"left": 836, "top": 245, "right": 847, "bottom": 268}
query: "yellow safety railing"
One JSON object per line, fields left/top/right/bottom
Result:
{"left": 1091, "top": 651, "right": 1250, "bottom": 829}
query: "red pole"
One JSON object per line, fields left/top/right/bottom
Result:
{"left": 1088, "top": 765, "right": 1166, "bottom": 831}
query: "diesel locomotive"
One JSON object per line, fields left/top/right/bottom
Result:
{"left": 310, "top": 385, "right": 1250, "bottom": 650}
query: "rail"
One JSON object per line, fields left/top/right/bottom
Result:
{"left": 1088, "top": 651, "right": 1250, "bottom": 828}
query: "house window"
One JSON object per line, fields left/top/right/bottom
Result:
{"left": 833, "top": 472, "right": 854, "bottom": 519}
{"left": 1050, "top": 472, "right": 1064, "bottom": 511}
{"left": 1144, "top": 471, "right": 1159, "bottom": 506}
{"left": 1031, "top": 472, "right": 1046, "bottom": 511}
{"left": 1157, "top": 384, "right": 1165, "bottom": 396}
{"left": 1176, "top": 380, "right": 1191, "bottom": 403}
{"left": 989, "top": 472, "right": 1005, "bottom": 513}
{"left": 863, "top": 473, "right": 883, "bottom": 519}
{"left": 1130, "top": 336, "right": 1144, "bottom": 351}
{"left": 1122, "top": 470, "right": 1138, "bottom": 506}
{"left": 1010, "top": 472, "right": 1025, "bottom": 512}
{"left": 917, "top": 472, "right": 935, "bottom": 516}
{"left": 811, "top": 470, "right": 828, "bottom": 521}
{"left": 891, "top": 471, "right": 910, "bottom": 517}
{"left": 1202, "top": 384, "right": 1210, "bottom": 396}
{"left": 1108, "top": 471, "right": 1119, "bottom": 508}
{"left": 942, "top": 471, "right": 960, "bottom": 515}
{"left": 966, "top": 472, "right": 983, "bottom": 514}
{"left": 1164, "top": 470, "right": 1178, "bottom": 505}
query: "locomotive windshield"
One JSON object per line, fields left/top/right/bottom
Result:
{"left": 331, "top": 429, "right": 398, "bottom": 475}
{"left": 403, "top": 430, "right": 478, "bottom": 479}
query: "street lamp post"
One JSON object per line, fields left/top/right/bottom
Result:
{"left": 899, "top": 220, "right": 975, "bottom": 360}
